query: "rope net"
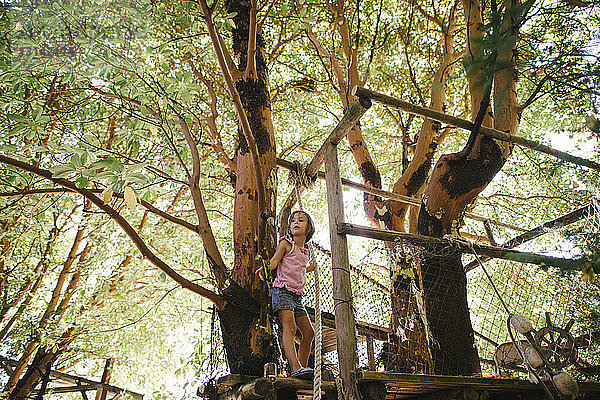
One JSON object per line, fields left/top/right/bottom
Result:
{"left": 302, "top": 227, "right": 599, "bottom": 382}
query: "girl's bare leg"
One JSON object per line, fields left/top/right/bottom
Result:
{"left": 279, "top": 310, "right": 301, "bottom": 372}
{"left": 296, "top": 315, "right": 315, "bottom": 368}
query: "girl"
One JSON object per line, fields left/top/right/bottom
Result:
{"left": 260, "top": 210, "right": 317, "bottom": 377}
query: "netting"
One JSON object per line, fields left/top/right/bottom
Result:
{"left": 303, "top": 242, "right": 392, "bottom": 370}
{"left": 301, "top": 220, "right": 600, "bottom": 381}
{"left": 203, "top": 188, "right": 599, "bottom": 384}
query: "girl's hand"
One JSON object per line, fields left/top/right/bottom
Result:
{"left": 255, "top": 266, "right": 265, "bottom": 281}
{"left": 307, "top": 258, "right": 317, "bottom": 273}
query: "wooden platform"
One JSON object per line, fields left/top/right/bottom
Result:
{"left": 357, "top": 371, "right": 600, "bottom": 399}
{"left": 202, "top": 372, "right": 600, "bottom": 400}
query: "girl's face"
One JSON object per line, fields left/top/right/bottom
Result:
{"left": 290, "top": 212, "right": 309, "bottom": 237}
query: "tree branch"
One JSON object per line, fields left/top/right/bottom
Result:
{"left": 87, "top": 85, "right": 229, "bottom": 287}
{"left": 198, "top": 0, "right": 268, "bottom": 246}
{"left": 306, "top": 25, "right": 347, "bottom": 96}
{"left": 0, "top": 154, "right": 226, "bottom": 309}
{"left": 187, "top": 59, "right": 236, "bottom": 173}
{"left": 244, "top": 0, "right": 258, "bottom": 80}
{"left": 0, "top": 188, "right": 199, "bottom": 233}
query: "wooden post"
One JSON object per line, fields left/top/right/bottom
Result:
{"left": 278, "top": 98, "right": 371, "bottom": 235}
{"left": 366, "top": 336, "right": 376, "bottom": 371}
{"left": 95, "top": 358, "right": 113, "bottom": 400}
{"left": 324, "top": 143, "right": 360, "bottom": 400}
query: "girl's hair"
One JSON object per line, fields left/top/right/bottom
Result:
{"left": 288, "top": 210, "right": 316, "bottom": 243}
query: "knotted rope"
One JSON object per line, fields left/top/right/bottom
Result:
{"left": 290, "top": 163, "right": 322, "bottom": 400}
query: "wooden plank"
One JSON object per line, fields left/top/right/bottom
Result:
{"left": 40, "top": 384, "right": 97, "bottom": 394}
{"left": 277, "top": 157, "right": 526, "bottom": 233}
{"left": 306, "top": 306, "right": 391, "bottom": 341}
{"left": 214, "top": 375, "right": 336, "bottom": 393}
{"left": 324, "top": 144, "right": 360, "bottom": 400}
{"left": 338, "top": 222, "right": 592, "bottom": 272}
{"left": 224, "top": 378, "right": 274, "bottom": 400}
{"left": 356, "top": 371, "right": 539, "bottom": 390}
{"left": 278, "top": 98, "right": 371, "bottom": 235}
{"left": 353, "top": 86, "right": 600, "bottom": 172}
{"left": 356, "top": 371, "right": 600, "bottom": 397}
{"left": 464, "top": 202, "right": 598, "bottom": 271}
{"left": 273, "top": 377, "right": 336, "bottom": 392}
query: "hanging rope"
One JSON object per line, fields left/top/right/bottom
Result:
{"left": 290, "top": 162, "right": 322, "bottom": 400}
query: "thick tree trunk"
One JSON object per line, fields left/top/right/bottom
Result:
{"left": 219, "top": 0, "right": 278, "bottom": 375}
{"left": 401, "top": 0, "right": 519, "bottom": 374}
{"left": 387, "top": 0, "right": 521, "bottom": 375}
{"left": 387, "top": 17, "right": 465, "bottom": 374}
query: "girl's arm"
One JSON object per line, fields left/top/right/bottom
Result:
{"left": 269, "top": 240, "right": 291, "bottom": 271}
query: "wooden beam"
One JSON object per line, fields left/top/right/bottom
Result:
{"left": 225, "top": 378, "right": 274, "bottom": 400}
{"left": 211, "top": 375, "right": 336, "bottom": 394}
{"left": 337, "top": 222, "right": 594, "bottom": 272}
{"left": 324, "top": 144, "right": 360, "bottom": 400}
{"left": 40, "top": 384, "right": 97, "bottom": 394}
{"left": 464, "top": 202, "right": 598, "bottom": 271}
{"left": 95, "top": 358, "right": 113, "bottom": 400}
{"left": 353, "top": 86, "right": 600, "bottom": 172}
{"left": 276, "top": 158, "right": 526, "bottom": 233}
{"left": 366, "top": 337, "right": 376, "bottom": 371}
{"left": 277, "top": 98, "right": 371, "bottom": 235}
{"left": 356, "top": 370, "right": 540, "bottom": 390}
{"left": 273, "top": 376, "right": 335, "bottom": 391}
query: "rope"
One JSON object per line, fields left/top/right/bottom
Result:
{"left": 291, "top": 163, "right": 322, "bottom": 400}
{"left": 468, "top": 242, "right": 556, "bottom": 400}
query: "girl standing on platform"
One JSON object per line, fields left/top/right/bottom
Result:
{"left": 258, "top": 210, "right": 317, "bottom": 377}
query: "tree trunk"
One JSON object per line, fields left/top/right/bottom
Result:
{"left": 387, "top": 16, "right": 467, "bottom": 374}
{"left": 219, "top": 0, "right": 278, "bottom": 376}
{"left": 387, "top": 0, "right": 521, "bottom": 375}
{"left": 402, "top": 0, "right": 520, "bottom": 374}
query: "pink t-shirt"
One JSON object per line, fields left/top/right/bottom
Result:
{"left": 273, "top": 237, "right": 311, "bottom": 295}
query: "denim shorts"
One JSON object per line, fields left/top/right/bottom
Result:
{"left": 272, "top": 286, "right": 308, "bottom": 317}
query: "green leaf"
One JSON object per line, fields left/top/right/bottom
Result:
{"left": 91, "top": 171, "right": 117, "bottom": 182}
{"left": 131, "top": 140, "right": 140, "bottom": 157}
{"left": 124, "top": 173, "right": 147, "bottom": 185}
{"left": 126, "top": 162, "right": 148, "bottom": 172}
{"left": 89, "top": 158, "right": 114, "bottom": 169}
{"left": 6, "top": 113, "right": 29, "bottom": 123}
{"left": 75, "top": 176, "right": 89, "bottom": 188}
{"left": 110, "top": 158, "right": 124, "bottom": 172}
{"left": 71, "top": 153, "right": 82, "bottom": 168}
{"left": 50, "top": 165, "right": 75, "bottom": 179}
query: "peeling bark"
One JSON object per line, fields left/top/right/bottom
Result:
{"left": 221, "top": 0, "right": 278, "bottom": 375}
